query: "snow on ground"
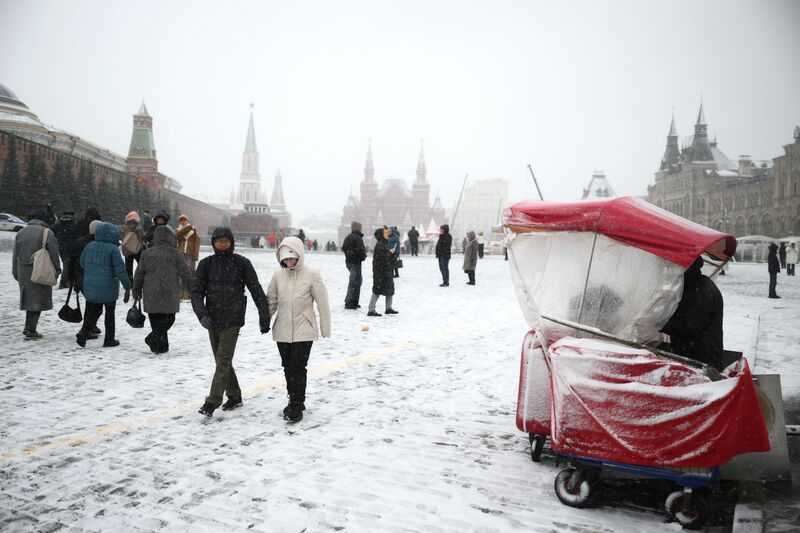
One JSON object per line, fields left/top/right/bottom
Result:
{"left": 0, "top": 230, "right": 798, "bottom": 532}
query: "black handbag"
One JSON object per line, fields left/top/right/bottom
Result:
{"left": 126, "top": 301, "right": 146, "bottom": 328}
{"left": 396, "top": 259, "right": 403, "bottom": 269}
{"left": 58, "top": 285, "right": 83, "bottom": 323}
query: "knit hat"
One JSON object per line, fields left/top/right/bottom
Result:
{"left": 89, "top": 220, "right": 100, "bottom": 235}
{"left": 278, "top": 246, "right": 299, "bottom": 262}
{"left": 125, "top": 211, "right": 140, "bottom": 223}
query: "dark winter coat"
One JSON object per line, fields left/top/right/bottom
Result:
{"left": 191, "top": 227, "right": 270, "bottom": 330}
{"left": 12, "top": 220, "right": 62, "bottom": 312}
{"left": 768, "top": 248, "right": 780, "bottom": 274}
{"left": 69, "top": 234, "right": 94, "bottom": 293}
{"left": 75, "top": 208, "right": 101, "bottom": 240}
{"left": 435, "top": 225, "right": 452, "bottom": 259}
{"left": 779, "top": 243, "right": 787, "bottom": 264}
{"left": 463, "top": 231, "right": 478, "bottom": 271}
{"left": 80, "top": 222, "right": 132, "bottom": 303}
{"left": 388, "top": 227, "right": 401, "bottom": 257}
{"left": 52, "top": 214, "right": 77, "bottom": 257}
{"left": 144, "top": 211, "right": 170, "bottom": 248}
{"left": 408, "top": 227, "right": 419, "bottom": 244}
{"left": 371, "top": 228, "right": 394, "bottom": 296}
{"left": 342, "top": 230, "right": 367, "bottom": 264}
{"left": 661, "top": 258, "right": 724, "bottom": 371}
{"left": 133, "top": 226, "right": 194, "bottom": 314}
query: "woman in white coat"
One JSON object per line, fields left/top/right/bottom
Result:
{"left": 267, "top": 236, "right": 331, "bottom": 422}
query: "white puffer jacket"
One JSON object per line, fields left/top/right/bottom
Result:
{"left": 267, "top": 237, "right": 331, "bottom": 342}
{"left": 787, "top": 245, "right": 799, "bottom": 265}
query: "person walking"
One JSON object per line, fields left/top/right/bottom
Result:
{"left": 477, "top": 231, "right": 486, "bottom": 259}
{"left": 52, "top": 210, "right": 77, "bottom": 289}
{"left": 463, "top": 231, "right": 479, "bottom": 285}
{"left": 193, "top": 227, "right": 270, "bottom": 417}
{"left": 267, "top": 236, "right": 331, "bottom": 423}
{"left": 121, "top": 211, "right": 145, "bottom": 301}
{"left": 768, "top": 243, "right": 781, "bottom": 299}
{"left": 435, "top": 224, "right": 452, "bottom": 287}
{"left": 368, "top": 228, "right": 397, "bottom": 316}
{"left": 176, "top": 214, "right": 201, "bottom": 300}
{"left": 407, "top": 226, "right": 419, "bottom": 257}
{"left": 786, "top": 242, "right": 798, "bottom": 276}
{"left": 297, "top": 228, "right": 306, "bottom": 245}
{"left": 779, "top": 242, "right": 787, "bottom": 269}
{"left": 143, "top": 210, "right": 170, "bottom": 249}
{"left": 133, "top": 225, "right": 194, "bottom": 354}
{"left": 388, "top": 226, "right": 401, "bottom": 278}
{"left": 342, "top": 221, "right": 367, "bottom": 309}
{"left": 76, "top": 221, "right": 131, "bottom": 347}
{"left": 12, "top": 209, "right": 62, "bottom": 339}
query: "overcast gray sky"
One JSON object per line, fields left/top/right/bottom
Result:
{"left": 2, "top": 0, "right": 799, "bottom": 224}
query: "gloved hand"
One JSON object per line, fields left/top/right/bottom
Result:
{"left": 123, "top": 289, "right": 131, "bottom": 304}
{"left": 133, "top": 289, "right": 143, "bottom": 301}
{"left": 200, "top": 316, "right": 214, "bottom": 330}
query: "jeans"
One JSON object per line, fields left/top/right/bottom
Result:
{"left": 345, "top": 261, "right": 363, "bottom": 308}
{"left": 146, "top": 313, "right": 176, "bottom": 353}
{"left": 368, "top": 293, "right": 393, "bottom": 312}
{"left": 205, "top": 326, "right": 241, "bottom": 406}
{"left": 438, "top": 257, "right": 450, "bottom": 284}
{"left": 277, "top": 341, "right": 313, "bottom": 404}
{"left": 80, "top": 301, "right": 116, "bottom": 342}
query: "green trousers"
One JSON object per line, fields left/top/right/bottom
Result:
{"left": 205, "top": 326, "right": 241, "bottom": 407}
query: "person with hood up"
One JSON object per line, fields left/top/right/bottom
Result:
{"left": 121, "top": 211, "right": 145, "bottom": 299}
{"left": 388, "top": 226, "right": 401, "bottom": 278}
{"left": 786, "top": 242, "right": 798, "bottom": 276}
{"left": 143, "top": 210, "right": 171, "bottom": 249}
{"left": 435, "top": 224, "right": 452, "bottom": 287}
{"left": 193, "top": 227, "right": 270, "bottom": 417}
{"left": 661, "top": 257, "right": 724, "bottom": 371}
{"left": 767, "top": 243, "right": 781, "bottom": 298}
{"left": 342, "top": 221, "right": 367, "bottom": 309}
{"left": 76, "top": 221, "right": 132, "bottom": 347}
{"left": 13, "top": 209, "right": 62, "bottom": 339}
{"left": 176, "top": 214, "right": 201, "bottom": 299}
{"left": 368, "top": 228, "right": 397, "bottom": 316}
{"left": 267, "top": 236, "right": 331, "bottom": 423}
{"left": 463, "top": 231, "right": 479, "bottom": 285}
{"left": 133, "top": 225, "right": 195, "bottom": 354}
{"left": 52, "top": 210, "right": 77, "bottom": 289}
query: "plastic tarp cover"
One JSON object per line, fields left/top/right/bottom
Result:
{"left": 508, "top": 231, "right": 684, "bottom": 344}
{"left": 547, "top": 338, "right": 771, "bottom": 467}
{"left": 515, "top": 330, "right": 551, "bottom": 435}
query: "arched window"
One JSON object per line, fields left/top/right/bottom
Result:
{"left": 747, "top": 214, "right": 758, "bottom": 235}
{"left": 761, "top": 213, "right": 773, "bottom": 237}
{"left": 733, "top": 216, "right": 746, "bottom": 236}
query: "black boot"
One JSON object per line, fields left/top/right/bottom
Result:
{"left": 221, "top": 394, "right": 243, "bottom": 411}
{"left": 198, "top": 402, "right": 216, "bottom": 417}
{"left": 283, "top": 401, "right": 304, "bottom": 423}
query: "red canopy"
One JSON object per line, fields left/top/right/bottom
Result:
{"left": 504, "top": 196, "right": 736, "bottom": 268}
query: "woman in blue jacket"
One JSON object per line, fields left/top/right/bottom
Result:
{"left": 77, "top": 221, "right": 132, "bottom": 347}
{"left": 388, "top": 226, "right": 401, "bottom": 278}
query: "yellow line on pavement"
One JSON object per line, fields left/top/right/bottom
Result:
{"left": 1, "top": 327, "right": 474, "bottom": 461}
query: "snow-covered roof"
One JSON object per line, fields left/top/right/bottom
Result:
{"left": 580, "top": 172, "right": 616, "bottom": 200}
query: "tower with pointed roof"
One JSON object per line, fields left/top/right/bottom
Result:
{"left": 359, "top": 138, "right": 378, "bottom": 228}
{"left": 412, "top": 139, "right": 431, "bottom": 225}
{"left": 689, "top": 100, "right": 714, "bottom": 163}
{"left": 237, "top": 104, "right": 264, "bottom": 205}
{"left": 126, "top": 101, "right": 159, "bottom": 178}
{"left": 268, "top": 168, "right": 292, "bottom": 227}
{"left": 660, "top": 112, "right": 681, "bottom": 171}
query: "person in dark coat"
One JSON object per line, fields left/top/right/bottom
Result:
{"left": 192, "top": 227, "right": 270, "bottom": 417}
{"left": 43, "top": 204, "right": 56, "bottom": 227}
{"left": 75, "top": 207, "right": 101, "bottom": 241}
{"left": 661, "top": 257, "right": 725, "bottom": 371}
{"left": 778, "top": 242, "right": 787, "bottom": 269}
{"left": 297, "top": 228, "right": 306, "bottom": 245}
{"left": 408, "top": 226, "right": 420, "bottom": 257}
{"left": 143, "top": 210, "right": 170, "bottom": 249}
{"left": 342, "top": 221, "right": 367, "bottom": 309}
{"left": 133, "top": 225, "right": 194, "bottom": 354}
{"left": 142, "top": 210, "right": 153, "bottom": 234}
{"left": 388, "top": 226, "right": 401, "bottom": 278}
{"left": 435, "top": 224, "right": 452, "bottom": 287}
{"left": 368, "top": 228, "right": 397, "bottom": 316}
{"left": 121, "top": 211, "right": 146, "bottom": 303}
{"left": 77, "top": 222, "right": 132, "bottom": 348}
{"left": 463, "top": 230, "right": 479, "bottom": 285}
{"left": 767, "top": 243, "right": 781, "bottom": 298}
{"left": 52, "top": 211, "right": 77, "bottom": 289}
{"left": 12, "top": 209, "right": 62, "bottom": 339}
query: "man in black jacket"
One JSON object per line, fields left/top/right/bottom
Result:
{"left": 435, "top": 224, "right": 452, "bottom": 287}
{"left": 341, "top": 221, "right": 367, "bottom": 309}
{"left": 192, "top": 227, "right": 270, "bottom": 417}
{"left": 53, "top": 211, "right": 77, "bottom": 288}
{"left": 767, "top": 243, "right": 781, "bottom": 299}
{"left": 408, "top": 226, "right": 420, "bottom": 256}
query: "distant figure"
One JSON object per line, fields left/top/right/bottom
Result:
{"left": 144, "top": 211, "right": 170, "bottom": 249}
{"left": 388, "top": 226, "right": 401, "bottom": 278}
{"left": 142, "top": 210, "right": 153, "bottom": 234}
{"left": 13, "top": 209, "right": 61, "bottom": 339}
{"left": 477, "top": 231, "right": 486, "bottom": 259}
{"left": 786, "top": 242, "right": 798, "bottom": 276}
{"left": 121, "top": 211, "right": 145, "bottom": 301}
{"left": 297, "top": 229, "right": 306, "bottom": 244}
{"left": 778, "top": 242, "right": 787, "bottom": 269}
{"left": 312, "top": 239, "right": 318, "bottom": 251}
{"left": 52, "top": 210, "right": 77, "bottom": 289}
{"left": 342, "top": 221, "right": 367, "bottom": 310}
{"left": 463, "top": 231, "right": 479, "bottom": 285}
{"left": 408, "top": 226, "right": 420, "bottom": 257}
{"left": 768, "top": 243, "right": 781, "bottom": 298}
{"left": 176, "top": 214, "right": 200, "bottom": 300}
{"left": 259, "top": 235, "right": 267, "bottom": 249}
{"left": 435, "top": 224, "right": 452, "bottom": 287}
{"left": 661, "top": 257, "right": 724, "bottom": 371}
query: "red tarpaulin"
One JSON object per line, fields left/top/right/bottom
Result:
{"left": 504, "top": 196, "right": 736, "bottom": 268}
{"left": 546, "top": 338, "right": 770, "bottom": 467}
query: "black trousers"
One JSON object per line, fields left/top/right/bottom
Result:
{"left": 146, "top": 313, "right": 175, "bottom": 352}
{"left": 277, "top": 341, "right": 313, "bottom": 404}
{"left": 124, "top": 252, "right": 141, "bottom": 280}
{"left": 81, "top": 301, "right": 116, "bottom": 342}
{"left": 788, "top": 263, "right": 796, "bottom": 276}
{"left": 769, "top": 272, "right": 778, "bottom": 297}
{"left": 466, "top": 270, "right": 475, "bottom": 284}
{"left": 410, "top": 242, "right": 418, "bottom": 256}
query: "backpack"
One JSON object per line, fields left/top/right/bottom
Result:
{"left": 122, "top": 230, "right": 141, "bottom": 257}
{"left": 31, "top": 228, "right": 58, "bottom": 286}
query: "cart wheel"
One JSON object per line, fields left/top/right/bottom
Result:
{"left": 554, "top": 468, "right": 593, "bottom": 508}
{"left": 528, "top": 434, "right": 545, "bottom": 462}
{"left": 665, "top": 490, "right": 705, "bottom": 530}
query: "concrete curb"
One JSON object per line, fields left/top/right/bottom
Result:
{"left": 732, "top": 482, "right": 766, "bottom": 533}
